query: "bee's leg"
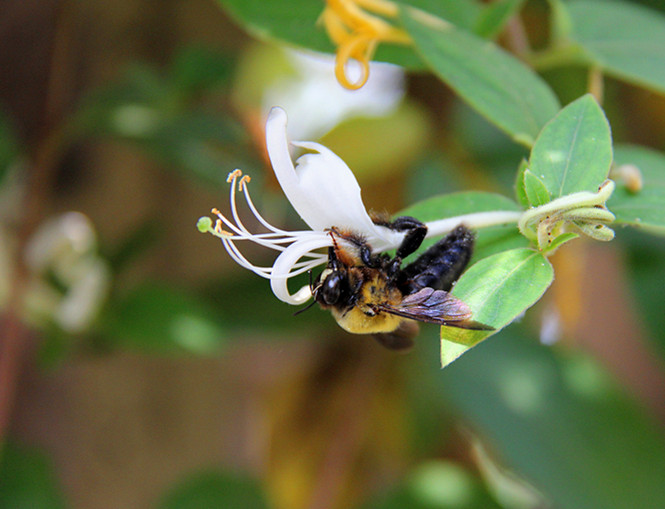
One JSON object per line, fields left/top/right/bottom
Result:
{"left": 373, "top": 216, "right": 428, "bottom": 259}
{"left": 329, "top": 227, "right": 382, "bottom": 268}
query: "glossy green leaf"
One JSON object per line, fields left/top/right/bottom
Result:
{"left": 401, "top": 6, "right": 560, "bottom": 146}
{"left": 610, "top": 145, "right": 665, "bottom": 235}
{"left": 568, "top": 0, "right": 665, "bottom": 95}
{"left": 441, "top": 332, "right": 665, "bottom": 509}
{"left": 397, "top": 191, "right": 527, "bottom": 264}
{"left": 217, "top": 0, "right": 481, "bottom": 70}
{"left": 523, "top": 169, "right": 551, "bottom": 207}
{"left": 529, "top": 94, "right": 612, "bottom": 198}
{"left": 0, "top": 441, "right": 66, "bottom": 509}
{"left": 363, "top": 461, "right": 502, "bottom": 509}
{"left": 158, "top": 470, "right": 269, "bottom": 509}
{"left": 475, "top": 0, "right": 526, "bottom": 39}
{"left": 440, "top": 248, "right": 553, "bottom": 366}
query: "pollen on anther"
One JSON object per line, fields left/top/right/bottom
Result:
{"left": 226, "top": 169, "right": 243, "bottom": 183}
{"left": 211, "top": 207, "right": 221, "bottom": 215}
{"left": 239, "top": 175, "right": 252, "bottom": 190}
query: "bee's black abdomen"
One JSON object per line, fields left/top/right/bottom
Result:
{"left": 398, "top": 225, "right": 475, "bottom": 294}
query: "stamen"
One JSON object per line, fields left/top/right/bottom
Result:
{"left": 227, "top": 169, "right": 243, "bottom": 183}
{"left": 219, "top": 235, "right": 327, "bottom": 280}
{"left": 240, "top": 182, "right": 289, "bottom": 235}
{"left": 321, "top": 0, "right": 411, "bottom": 89}
{"left": 228, "top": 169, "right": 256, "bottom": 239}
{"left": 335, "top": 35, "right": 375, "bottom": 89}
{"left": 239, "top": 175, "right": 251, "bottom": 191}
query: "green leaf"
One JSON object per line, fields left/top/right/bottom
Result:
{"left": 610, "top": 145, "right": 665, "bottom": 235}
{"left": 217, "top": 0, "right": 481, "bottom": 70}
{"left": 102, "top": 283, "right": 226, "bottom": 354}
{"left": 529, "top": 94, "right": 612, "bottom": 198}
{"left": 440, "top": 248, "right": 553, "bottom": 366}
{"left": 568, "top": 0, "right": 665, "bottom": 95}
{"left": 404, "top": 0, "right": 481, "bottom": 30}
{"left": 547, "top": 231, "right": 578, "bottom": 252}
{"left": 548, "top": 0, "right": 573, "bottom": 43}
{"left": 0, "top": 441, "right": 66, "bottom": 509}
{"left": 363, "top": 461, "right": 502, "bottom": 509}
{"left": 475, "top": 0, "right": 526, "bottom": 39}
{"left": 400, "top": 6, "right": 560, "bottom": 146}
{"left": 441, "top": 332, "right": 665, "bottom": 509}
{"left": 158, "top": 470, "right": 269, "bottom": 509}
{"left": 514, "top": 158, "right": 530, "bottom": 208}
{"left": 522, "top": 169, "right": 551, "bottom": 206}
{"left": 397, "top": 191, "right": 527, "bottom": 263}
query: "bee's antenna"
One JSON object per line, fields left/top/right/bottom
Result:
{"left": 294, "top": 270, "right": 318, "bottom": 317}
{"left": 293, "top": 299, "right": 317, "bottom": 316}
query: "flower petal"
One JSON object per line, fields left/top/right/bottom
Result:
{"left": 265, "top": 107, "right": 401, "bottom": 251}
{"left": 270, "top": 235, "right": 334, "bottom": 304}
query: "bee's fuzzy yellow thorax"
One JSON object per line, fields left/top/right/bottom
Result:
{"left": 331, "top": 271, "right": 404, "bottom": 334}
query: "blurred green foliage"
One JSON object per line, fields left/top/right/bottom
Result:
{"left": 0, "top": 442, "right": 66, "bottom": 509}
{"left": 158, "top": 470, "right": 269, "bottom": 509}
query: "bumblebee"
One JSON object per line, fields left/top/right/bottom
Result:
{"left": 309, "top": 217, "right": 493, "bottom": 351}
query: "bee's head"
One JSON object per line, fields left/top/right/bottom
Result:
{"left": 313, "top": 243, "right": 355, "bottom": 307}
{"left": 313, "top": 265, "right": 347, "bottom": 306}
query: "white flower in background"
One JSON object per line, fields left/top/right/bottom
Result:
{"left": 24, "top": 212, "right": 110, "bottom": 333}
{"left": 262, "top": 49, "right": 405, "bottom": 140}
{"left": 199, "top": 107, "right": 522, "bottom": 305}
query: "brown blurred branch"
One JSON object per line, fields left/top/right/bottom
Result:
{"left": 0, "top": 0, "right": 77, "bottom": 447}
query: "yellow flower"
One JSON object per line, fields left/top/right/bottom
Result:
{"left": 321, "top": 0, "right": 411, "bottom": 89}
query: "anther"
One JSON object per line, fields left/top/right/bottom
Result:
{"left": 239, "top": 175, "right": 252, "bottom": 191}
{"left": 214, "top": 219, "right": 232, "bottom": 237}
{"left": 226, "top": 169, "right": 243, "bottom": 183}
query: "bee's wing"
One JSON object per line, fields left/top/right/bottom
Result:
{"left": 372, "top": 321, "right": 419, "bottom": 352}
{"left": 377, "top": 287, "right": 494, "bottom": 331}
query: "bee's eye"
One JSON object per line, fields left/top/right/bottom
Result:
{"left": 321, "top": 272, "right": 343, "bottom": 305}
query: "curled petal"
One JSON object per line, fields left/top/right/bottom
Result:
{"left": 270, "top": 236, "right": 334, "bottom": 304}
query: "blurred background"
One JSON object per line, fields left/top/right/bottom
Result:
{"left": 1, "top": 0, "right": 665, "bottom": 508}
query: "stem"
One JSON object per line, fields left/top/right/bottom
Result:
{"left": 588, "top": 66, "right": 604, "bottom": 105}
{"left": 426, "top": 211, "right": 523, "bottom": 238}
{"left": 526, "top": 44, "right": 590, "bottom": 71}
{"left": 504, "top": 12, "right": 532, "bottom": 60}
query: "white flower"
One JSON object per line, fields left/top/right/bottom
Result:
{"left": 23, "top": 212, "right": 111, "bottom": 333}
{"left": 201, "top": 107, "right": 522, "bottom": 305}
{"left": 204, "top": 106, "right": 402, "bottom": 305}
{"left": 262, "top": 49, "right": 405, "bottom": 140}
